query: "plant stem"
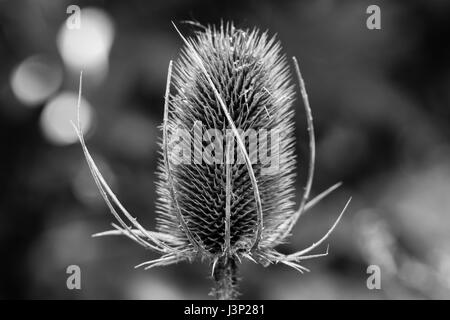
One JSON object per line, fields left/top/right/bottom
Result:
{"left": 212, "top": 256, "right": 238, "bottom": 300}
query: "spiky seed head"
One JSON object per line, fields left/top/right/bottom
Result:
{"left": 76, "top": 21, "right": 349, "bottom": 301}
{"left": 156, "top": 22, "right": 296, "bottom": 259}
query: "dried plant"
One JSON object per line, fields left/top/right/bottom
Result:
{"left": 72, "top": 21, "right": 351, "bottom": 300}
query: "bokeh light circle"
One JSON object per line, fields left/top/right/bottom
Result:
{"left": 57, "top": 7, "right": 114, "bottom": 74}
{"left": 10, "top": 55, "right": 62, "bottom": 107}
{"left": 40, "top": 92, "right": 94, "bottom": 145}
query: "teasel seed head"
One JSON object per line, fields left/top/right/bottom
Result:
{"left": 74, "top": 21, "right": 351, "bottom": 300}
{"left": 157, "top": 22, "right": 297, "bottom": 256}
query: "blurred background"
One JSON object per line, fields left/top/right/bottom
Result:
{"left": 1, "top": 0, "right": 450, "bottom": 299}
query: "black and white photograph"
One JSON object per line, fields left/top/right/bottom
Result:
{"left": 1, "top": 0, "right": 450, "bottom": 302}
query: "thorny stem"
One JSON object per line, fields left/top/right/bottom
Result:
{"left": 212, "top": 256, "right": 239, "bottom": 300}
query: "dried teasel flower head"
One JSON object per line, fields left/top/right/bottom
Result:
{"left": 73, "top": 21, "right": 351, "bottom": 300}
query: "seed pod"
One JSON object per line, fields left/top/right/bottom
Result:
{"left": 76, "top": 21, "right": 350, "bottom": 300}
{"left": 157, "top": 22, "right": 296, "bottom": 256}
